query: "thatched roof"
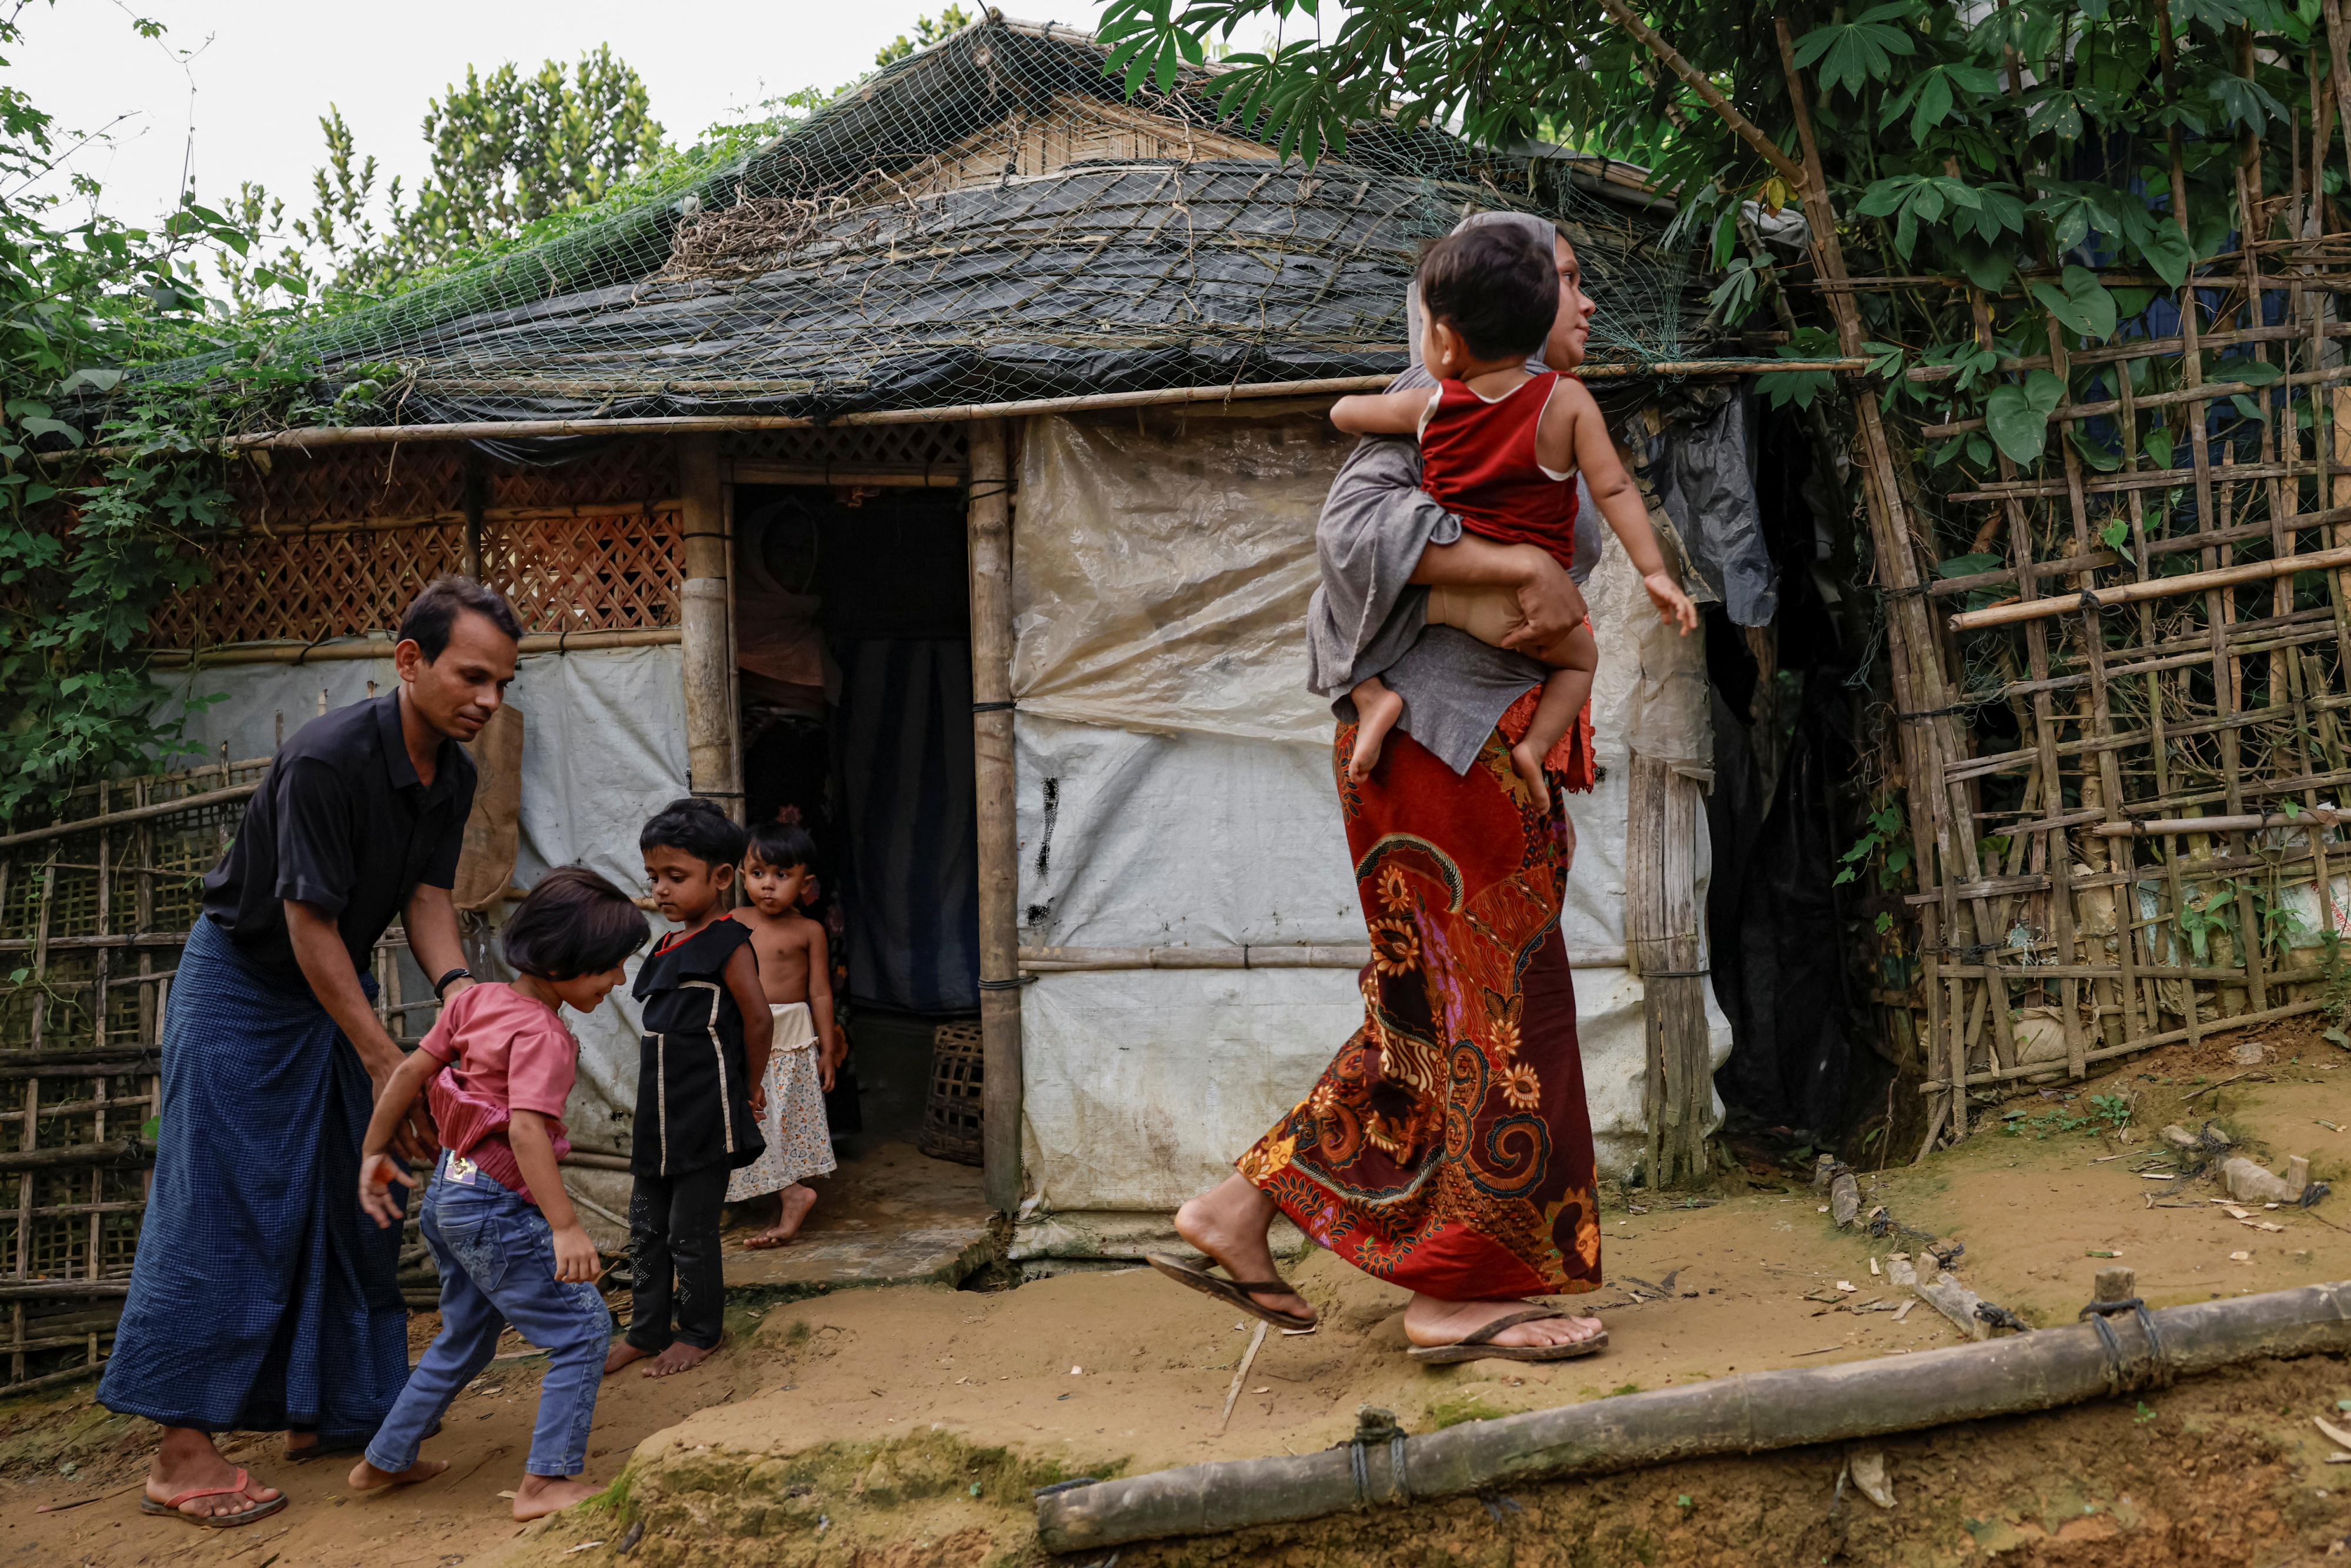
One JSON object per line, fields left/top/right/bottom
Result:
{"left": 278, "top": 16, "right": 1701, "bottom": 425}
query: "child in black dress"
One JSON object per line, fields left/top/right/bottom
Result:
{"left": 604, "top": 799, "right": 772, "bottom": 1378}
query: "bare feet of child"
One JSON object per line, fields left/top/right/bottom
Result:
{"left": 1508, "top": 739, "right": 1552, "bottom": 813}
{"left": 1348, "top": 677, "right": 1405, "bottom": 782}
{"left": 743, "top": 1183, "right": 816, "bottom": 1249}
{"left": 513, "top": 1474, "right": 601, "bottom": 1520}
{"left": 347, "top": 1456, "right": 448, "bottom": 1493}
{"left": 607, "top": 1338, "right": 717, "bottom": 1378}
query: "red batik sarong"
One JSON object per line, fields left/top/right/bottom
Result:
{"left": 1238, "top": 694, "right": 1602, "bottom": 1300}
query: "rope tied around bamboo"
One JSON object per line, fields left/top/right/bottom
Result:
{"left": 2079, "top": 1293, "right": 2176, "bottom": 1396}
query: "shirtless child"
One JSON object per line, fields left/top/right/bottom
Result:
{"left": 725, "top": 821, "right": 842, "bottom": 1248}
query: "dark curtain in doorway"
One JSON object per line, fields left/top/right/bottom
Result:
{"left": 832, "top": 639, "right": 980, "bottom": 1014}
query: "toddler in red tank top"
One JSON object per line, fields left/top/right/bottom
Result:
{"left": 1330, "top": 223, "right": 1697, "bottom": 808}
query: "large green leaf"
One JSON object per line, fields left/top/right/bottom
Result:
{"left": 1793, "top": 2, "right": 1918, "bottom": 96}
{"left": 1984, "top": 370, "right": 2067, "bottom": 466}
{"left": 2028, "top": 266, "right": 2118, "bottom": 341}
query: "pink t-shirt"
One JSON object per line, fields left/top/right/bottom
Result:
{"left": 418, "top": 982, "right": 577, "bottom": 1205}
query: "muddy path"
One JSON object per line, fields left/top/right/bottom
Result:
{"left": 9, "top": 1016, "right": 2351, "bottom": 1565}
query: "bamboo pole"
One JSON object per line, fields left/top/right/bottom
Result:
{"left": 1626, "top": 754, "right": 1711, "bottom": 1187}
{"left": 1949, "top": 544, "right": 2351, "bottom": 631}
{"left": 1766, "top": 13, "right": 1976, "bottom": 1130}
{"left": 677, "top": 435, "right": 739, "bottom": 820}
{"left": 1038, "top": 1279, "right": 2351, "bottom": 1553}
{"left": 1587, "top": 0, "right": 1808, "bottom": 187}
{"left": 145, "top": 626, "right": 682, "bottom": 670}
{"left": 0, "top": 782, "right": 261, "bottom": 850}
{"left": 42, "top": 366, "right": 1870, "bottom": 465}
{"left": 967, "top": 417, "right": 1023, "bottom": 1214}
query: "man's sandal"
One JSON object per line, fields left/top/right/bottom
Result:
{"left": 1404, "top": 1308, "right": 1607, "bottom": 1365}
{"left": 138, "top": 1469, "right": 288, "bottom": 1527}
{"left": 1146, "top": 1253, "right": 1316, "bottom": 1332}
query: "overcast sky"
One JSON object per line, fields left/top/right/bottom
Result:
{"left": 21, "top": 1, "right": 1116, "bottom": 231}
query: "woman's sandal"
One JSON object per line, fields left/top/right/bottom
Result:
{"left": 138, "top": 1469, "right": 289, "bottom": 1528}
{"left": 1404, "top": 1308, "right": 1607, "bottom": 1365}
{"left": 1146, "top": 1253, "right": 1317, "bottom": 1331}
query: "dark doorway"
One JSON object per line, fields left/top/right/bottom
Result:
{"left": 734, "top": 485, "right": 980, "bottom": 1142}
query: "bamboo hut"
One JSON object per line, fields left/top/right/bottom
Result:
{"left": 0, "top": 13, "right": 1813, "bottom": 1392}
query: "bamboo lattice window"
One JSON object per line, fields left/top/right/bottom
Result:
{"left": 152, "top": 438, "right": 685, "bottom": 648}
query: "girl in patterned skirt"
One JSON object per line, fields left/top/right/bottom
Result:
{"left": 726, "top": 821, "right": 840, "bottom": 1247}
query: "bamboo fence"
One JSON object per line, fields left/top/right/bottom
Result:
{"left": 1760, "top": 37, "right": 2351, "bottom": 1149}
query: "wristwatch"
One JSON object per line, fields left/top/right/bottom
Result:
{"left": 432, "top": 966, "right": 475, "bottom": 1000}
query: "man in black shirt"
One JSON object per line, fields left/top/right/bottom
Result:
{"left": 100, "top": 577, "right": 523, "bottom": 1526}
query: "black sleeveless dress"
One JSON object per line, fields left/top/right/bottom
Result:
{"left": 629, "top": 920, "right": 766, "bottom": 1177}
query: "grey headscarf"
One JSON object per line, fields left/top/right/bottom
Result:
{"left": 1405, "top": 210, "right": 1563, "bottom": 374}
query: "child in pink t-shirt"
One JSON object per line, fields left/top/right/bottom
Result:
{"left": 349, "top": 867, "right": 648, "bottom": 1522}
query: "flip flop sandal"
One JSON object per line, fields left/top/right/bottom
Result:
{"left": 139, "top": 1469, "right": 289, "bottom": 1528}
{"left": 1145, "top": 1253, "right": 1317, "bottom": 1332}
{"left": 1404, "top": 1308, "right": 1609, "bottom": 1365}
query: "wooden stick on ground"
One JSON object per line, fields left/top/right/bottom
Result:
{"left": 1220, "top": 1322, "right": 1268, "bottom": 1433}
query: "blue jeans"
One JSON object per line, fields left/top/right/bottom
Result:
{"left": 364, "top": 1155, "right": 612, "bottom": 1478}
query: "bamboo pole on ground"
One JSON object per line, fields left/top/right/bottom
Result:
{"left": 967, "top": 417, "right": 1023, "bottom": 1214}
{"left": 1038, "top": 1278, "right": 2351, "bottom": 1552}
{"left": 677, "top": 435, "right": 739, "bottom": 822}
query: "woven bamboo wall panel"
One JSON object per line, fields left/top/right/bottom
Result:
{"left": 158, "top": 435, "right": 686, "bottom": 646}
{"left": 485, "top": 440, "right": 677, "bottom": 511}
{"left": 226, "top": 438, "right": 676, "bottom": 527}
{"left": 226, "top": 445, "right": 463, "bottom": 530}
{"left": 491, "top": 508, "right": 686, "bottom": 634}
{"left": 152, "top": 520, "right": 472, "bottom": 647}
{"left": 726, "top": 422, "right": 966, "bottom": 474}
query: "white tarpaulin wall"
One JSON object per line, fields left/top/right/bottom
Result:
{"left": 149, "top": 644, "right": 688, "bottom": 1164}
{"left": 1010, "top": 413, "right": 1730, "bottom": 1253}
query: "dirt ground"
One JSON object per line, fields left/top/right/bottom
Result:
{"left": 15, "top": 1017, "right": 2351, "bottom": 1566}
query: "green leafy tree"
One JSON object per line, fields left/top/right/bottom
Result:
{"left": 215, "top": 47, "right": 665, "bottom": 310}
{"left": 403, "top": 46, "right": 665, "bottom": 259}
{"left": 875, "top": 5, "right": 975, "bottom": 66}
{"left": 1095, "top": 0, "right": 2328, "bottom": 474}
{"left": 0, "top": 12, "right": 266, "bottom": 823}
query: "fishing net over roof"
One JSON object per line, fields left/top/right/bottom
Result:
{"left": 286, "top": 15, "right": 1702, "bottom": 426}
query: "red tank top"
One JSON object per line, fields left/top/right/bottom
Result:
{"left": 1418, "top": 371, "right": 1580, "bottom": 571}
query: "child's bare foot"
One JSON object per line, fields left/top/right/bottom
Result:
{"left": 1349, "top": 681, "right": 1405, "bottom": 782}
{"left": 513, "top": 1473, "right": 601, "bottom": 1520}
{"left": 347, "top": 1456, "right": 448, "bottom": 1493}
{"left": 1509, "top": 739, "right": 1552, "bottom": 813}
{"left": 639, "top": 1339, "right": 717, "bottom": 1378}
{"left": 744, "top": 1184, "right": 817, "bottom": 1249}
{"left": 603, "top": 1341, "right": 653, "bottom": 1376}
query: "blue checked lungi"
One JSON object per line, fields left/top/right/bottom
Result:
{"left": 98, "top": 916, "right": 410, "bottom": 1441}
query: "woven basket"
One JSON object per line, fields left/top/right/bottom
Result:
{"left": 918, "top": 1020, "right": 985, "bottom": 1166}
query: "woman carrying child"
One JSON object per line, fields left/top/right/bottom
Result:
{"left": 1156, "top": 212, "right": 1689, "bottom": 1362}
{"left": 725, "top": 820, "right": 842, "bottom": 1248}
{"left": 349, "top": 867, "right": 649, "bottom": 1519}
